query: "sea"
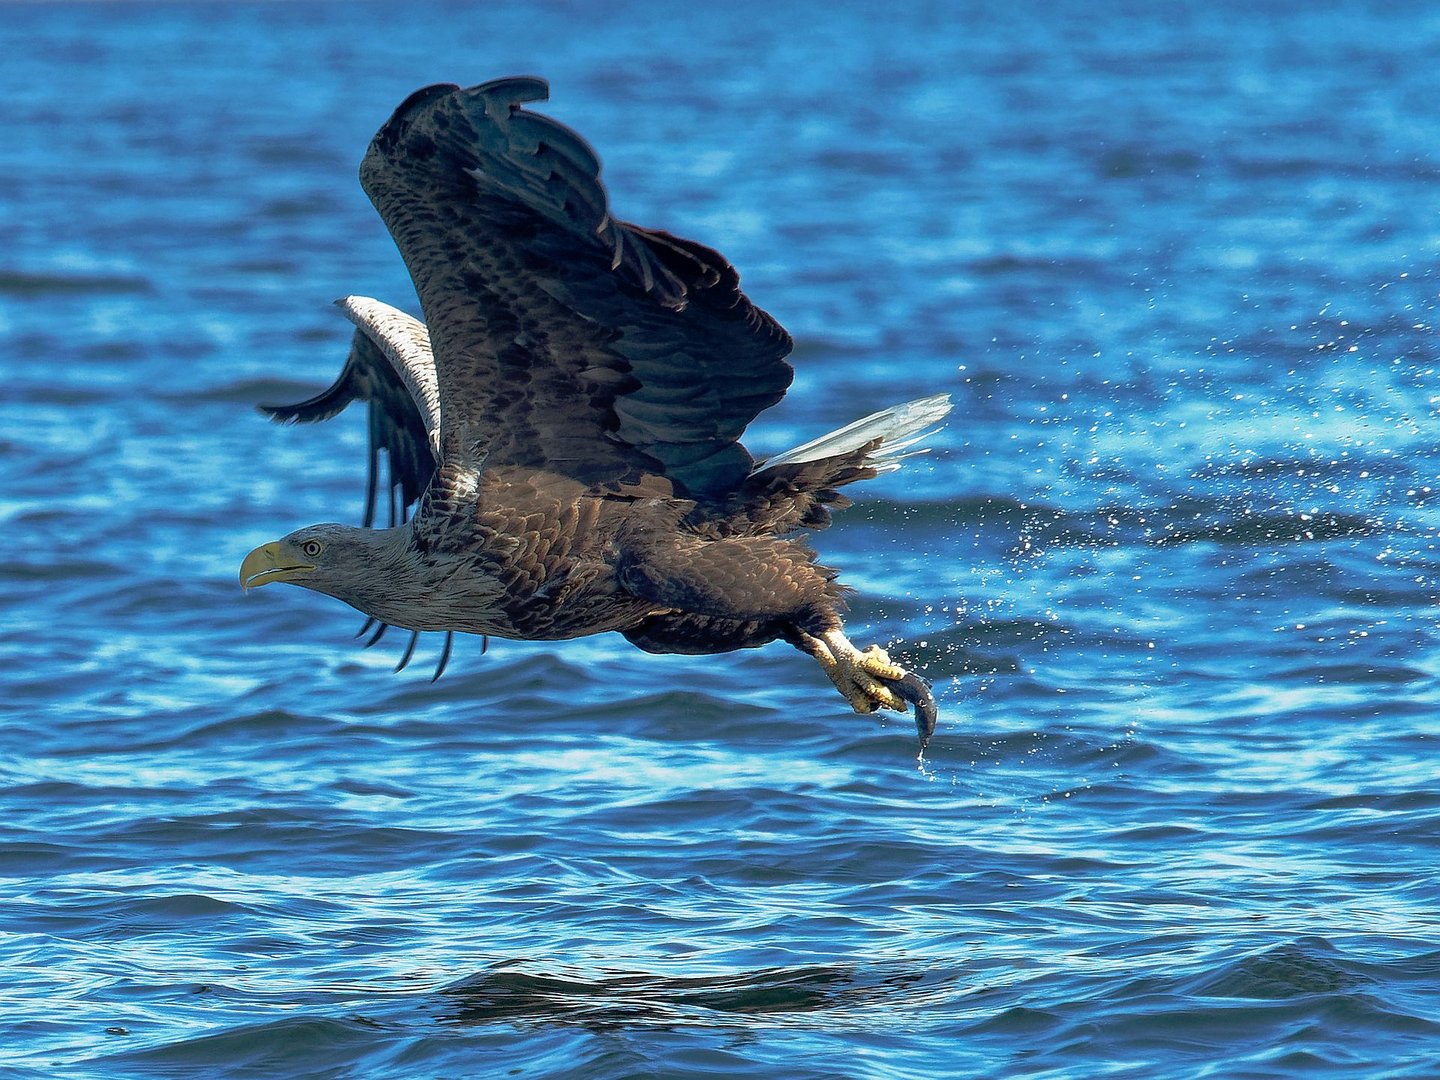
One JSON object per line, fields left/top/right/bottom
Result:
{"left": 3, "top": 1, "right": 1438, "bottom": 1076}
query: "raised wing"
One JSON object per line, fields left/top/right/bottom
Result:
{"left": 260, "top": 304, "right": 436, "bottom": 527}
{"left": 359, "top": 77, "right": 794, "bottom": 498}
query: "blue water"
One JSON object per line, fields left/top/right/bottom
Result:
{"left": 4, "top": 1, "right": 1439, "bottom": 1076}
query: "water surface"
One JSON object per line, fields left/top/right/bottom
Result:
{"left": 3, "top": 1, "right": 1439, "bottom": 1076}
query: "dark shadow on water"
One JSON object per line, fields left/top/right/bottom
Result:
{"left": 91, "top": 963, "right": 962, "bottom": 1078}
{"left": 435, "top": 959, "right": 962, "bottom": 1030}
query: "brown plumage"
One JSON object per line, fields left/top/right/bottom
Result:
{"left": 241, "top": 77, "right": 950, "bottom": 750}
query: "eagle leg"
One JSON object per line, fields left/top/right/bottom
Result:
{"left": 798, "top": 628, "right": 937, "bottom": 752}
{"left": 616, "top": 536, "right": 936, "bottom": 747}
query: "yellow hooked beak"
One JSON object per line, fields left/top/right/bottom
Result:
{"left": 240, "top": 540, "right": 316, "bottom": 591}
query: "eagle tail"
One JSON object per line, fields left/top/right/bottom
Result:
{"left": 716, "top": 393, "right": 951, "bottom": 537}
{"left": 752, "top": 393, "right": 952, "bottom": 477}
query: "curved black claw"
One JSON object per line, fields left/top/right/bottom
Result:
{"left": 891, "top": 672, "right": 937, "bottom": 753}
{"left": 431, "top": 631, "right": 454, "bottom": 682}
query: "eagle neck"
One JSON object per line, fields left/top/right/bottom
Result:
{"left": 339, "top": 525, "right": 430, "bottom": 627}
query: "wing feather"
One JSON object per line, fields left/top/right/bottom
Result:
{"left": 260, "top": 311, "right": 437, "bottom": 527}
{"left": 359, "top": 77, "right": 793, "bottom": 497}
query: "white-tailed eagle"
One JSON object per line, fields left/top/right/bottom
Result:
{"left": 240, "top": 78, "right": 950, "bottom": 749}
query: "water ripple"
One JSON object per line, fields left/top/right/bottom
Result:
{"left": 5, "top": 2, "right": 1440, "bottom": 1077}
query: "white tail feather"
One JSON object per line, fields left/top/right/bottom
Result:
{"left": 752, "top": 393, "right": 953, "bottom": 476}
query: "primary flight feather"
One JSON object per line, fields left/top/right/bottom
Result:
{"left": 241, "top": 77, "right": 950, "bottom": 749}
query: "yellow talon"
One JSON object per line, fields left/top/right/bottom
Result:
{"left": 798, "top": 628, "right": 939, "bottom": 750}
{"left": 801, "top": 630, "right": 912, "bottom": 715}
{"left": 858, "top": 645, "right": 906, "bottom": 682}
{"left": 852, "top": 671, "right": 906, "bottom": 711}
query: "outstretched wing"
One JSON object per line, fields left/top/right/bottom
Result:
{"left": 260, "top": 308, "right": 437, "bottom": 527}
{"left": 359, "top": 77, "right": 794, "bottom": 498}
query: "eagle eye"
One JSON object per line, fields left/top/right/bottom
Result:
{"left": 301, "top": 539, "right": 323, "bottom": 558}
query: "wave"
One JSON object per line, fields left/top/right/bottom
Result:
{"left": 0, "top": 269, "right": 153, "bottom": 296}
{"left": 849, "top": 494, "right": 1382, "bottom": 552}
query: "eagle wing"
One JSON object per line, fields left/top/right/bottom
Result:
{"left": 359, "top": 77, "right": 794, "bottom": 497}
{"left": 260, "top": 307, "right": 437, "bottom": 527}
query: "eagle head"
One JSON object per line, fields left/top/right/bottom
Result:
{"left": 240, "top": 524, "right": 408, "bottom": 607}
